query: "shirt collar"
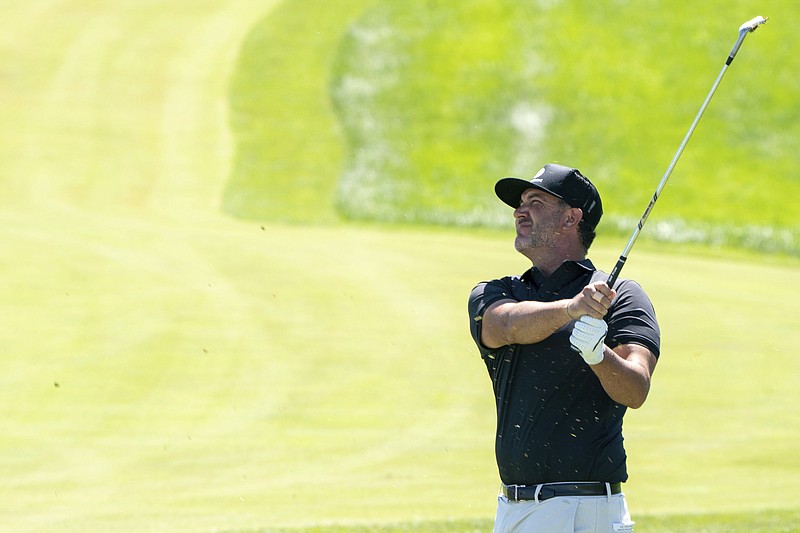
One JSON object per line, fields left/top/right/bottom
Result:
{"left": 521, "top": 259, "right": 596, "bottom": 287}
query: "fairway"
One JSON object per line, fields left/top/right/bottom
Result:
{"left": 1, "top": 2, "right": 799, "bottom": 533}
{"left": 3, "top": 213, "right": 800, "bottom": 532}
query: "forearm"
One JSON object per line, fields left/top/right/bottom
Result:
{"left": 482, "top": 281, "right": 616, "bottom": 349}
{"left": 482, "top": 299, "right": 571, "bottom": 348}
{"left": 590, "top": 345, "right": 655, "bottom": 409}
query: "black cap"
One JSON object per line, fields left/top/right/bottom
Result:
{"left": 495, "top": 164, "right": 603, "bottom": 230}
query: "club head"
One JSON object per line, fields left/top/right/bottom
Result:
{"left": 739, "top": 16, "right": 768, "bottom": 34}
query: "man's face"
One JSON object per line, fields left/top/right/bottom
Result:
{"left": 513, "top": 188, "right": 568, "bottom": 254}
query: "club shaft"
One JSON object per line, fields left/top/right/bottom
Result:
{"left": 606, "top": 17, "right": 766, "bottom": 289}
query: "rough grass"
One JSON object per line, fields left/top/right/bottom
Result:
{"left": 229, "top": 0, "right": 800, "bottom": 253}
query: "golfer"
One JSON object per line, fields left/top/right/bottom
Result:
{"left": 468, "top": 164, "right": 660, "bottom": 532}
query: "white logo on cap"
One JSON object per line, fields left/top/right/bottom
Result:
{"left": 531, "top": 167, "right": 546, "bottom": 182}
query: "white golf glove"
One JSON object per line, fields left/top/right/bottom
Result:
{"left": 570, "top": 316, "right": 607, "bottom": 365}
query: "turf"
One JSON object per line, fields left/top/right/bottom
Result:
{"left": 1, "top": 2, "right": 799, "bottom": 533}
{"left": 223, "top": 0, "right": 379, "bottom": 223}
{"left": 253, "top": 508, "right": 800, "bottom": 532}
{"left": 231, "top": 0, "right": 800, "bottom": 254}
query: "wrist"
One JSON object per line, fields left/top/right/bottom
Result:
{"left": 565, "top": 301, "right": 575, "bottom": 320}
{"left": 583, "top": 345, "right": 605, "bottom": 365}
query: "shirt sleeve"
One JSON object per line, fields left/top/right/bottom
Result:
{"left": 468, "top": 278, "right": 514, "bottom": 358}
{"left": 606, "top": 279, "right": 661, "bottom": 358}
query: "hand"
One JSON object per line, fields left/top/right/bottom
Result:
{"left": 570, "top": 316, "right": 607, "bottom": 365}
{"left": 566, "top": 281, "right": 616, "bottom": 320}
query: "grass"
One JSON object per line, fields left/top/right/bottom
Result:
{"left": 330, "top": 0, "right": 539, "bottom": 226}
{"left": 0, "top": 1, "right": 799, "bottom": 533}
{"left": 327, "top": 0, "right": 800, "bottom": 252}
{"left": 248, "top": 508, "right": 800, "bottom": 532}
{"left": 4, "top": 215, "right": 799, "bottom": 532}
{"left": 223, "top": 0, "right": 379, "bottom": 223}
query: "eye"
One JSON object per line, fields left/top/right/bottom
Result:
{"left": 520, "top": 197, "right": 540, "bottom": 207}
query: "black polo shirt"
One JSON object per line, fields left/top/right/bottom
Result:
{"left": 468, "top": 259, "right": 660, "bottom": 485}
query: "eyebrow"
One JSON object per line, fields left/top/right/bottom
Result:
{"left": 520, "top": 190, "right": 551, "bottom": 203}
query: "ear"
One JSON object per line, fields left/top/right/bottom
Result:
{"left": 563, "top": 207, "right": 584, "bottom": 229}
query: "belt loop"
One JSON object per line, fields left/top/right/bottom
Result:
{"left": 604, "top": 482, "right": 611, "bottom": 502}
{"left": 533, "top": 484, "right": 542, "bottom": 504}
{"left": 514, "top": 485, "right": 519, "bottom": 501}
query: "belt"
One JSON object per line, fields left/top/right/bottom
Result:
{"left": 502, "top": 481, "right": 622, "bottom": 502}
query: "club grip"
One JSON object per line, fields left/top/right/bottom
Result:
{"left": 606, "top": 256, "right": 627, "bottom": 289}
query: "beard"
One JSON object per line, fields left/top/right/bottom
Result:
{"left": 514, "top": 216, "right": 561, "bottom": 255}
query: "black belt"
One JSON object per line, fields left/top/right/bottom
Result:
{"left": 502, "top": 482, "right": 622, "bottom": 502}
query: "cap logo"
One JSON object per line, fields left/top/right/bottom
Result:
{"left": 532, "top": 167, "right": 546, "bottom": 179}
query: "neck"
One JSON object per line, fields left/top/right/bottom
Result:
{"left": 524, "top": 244, "right": 586, "bottom": 278}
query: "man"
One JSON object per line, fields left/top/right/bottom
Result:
{"left": 468, "top": 164, "right": 660, "bottom": 532}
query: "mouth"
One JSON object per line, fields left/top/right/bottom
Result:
{"left": 516, "top": 218, "right": 532, "bottom": 231}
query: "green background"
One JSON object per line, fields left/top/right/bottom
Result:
{"left": 0, "top": 1, "right": 798, "bottom": 532}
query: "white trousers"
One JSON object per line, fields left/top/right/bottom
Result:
{"left": 494, "top": 491, "right": 635, "bottom": 533}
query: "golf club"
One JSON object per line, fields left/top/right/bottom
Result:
{"left": 604, "top": 15, "right": 768, "bottom": 290}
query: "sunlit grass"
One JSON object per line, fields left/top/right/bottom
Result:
{"left": 1, "top": 1, "right": 798, "bottom": 532}
{"left": 227, "top": 1, "right": 799, "bottom": 255}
